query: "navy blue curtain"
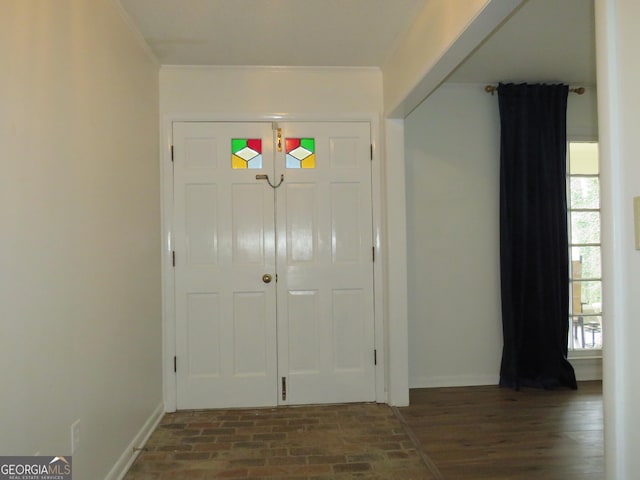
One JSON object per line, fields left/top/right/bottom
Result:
{"left": 498, "top": 83, "right": 577, "bottom": 390}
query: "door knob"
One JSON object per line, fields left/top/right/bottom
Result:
{"left": 262, "top": 274, "right": 272, "bottom": 284}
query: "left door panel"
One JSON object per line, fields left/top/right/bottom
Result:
{"left": 173, "top": 122, "right": 277, "bottom": 409}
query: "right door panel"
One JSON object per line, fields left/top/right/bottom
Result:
{"left": 276, "top": 122, "right": 376, "bottom": 405}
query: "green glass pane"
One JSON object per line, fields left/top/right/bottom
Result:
{"left": 570, "top": 177, "right": 600, "bottom": 209}
{"left": 571, "top": 246, "right": 601, "bottom": 279}
{"left": 571, "top": 212, "right": 600, "bottom": 244}
{"left": 231, "top": 138, "right": 247, "bottom": 153}
{"left": 569, "top": 142, "right": 599, "bottom": 174}
{"left": 300, "top": 138, "right": 315, "bottom": 152}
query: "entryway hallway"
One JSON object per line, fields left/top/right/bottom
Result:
{"left": 124, "top": 403, "right": 434, "bottom": 479}
{"left": 125, "top": 381, "right": 602, "bottom": 479}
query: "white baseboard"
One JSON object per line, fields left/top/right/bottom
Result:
{"left": 410, "top": 360, "right": 602, "bottom": 389}
{"left": 570, "top": 356, "right": 603, "bottom": 381}
{"left": 410, "top": 374, "right": 499, "bottom": 389}
{"left": 105, "top": 402, "right": 165, "bottom": 480}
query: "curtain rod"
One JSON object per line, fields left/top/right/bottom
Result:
{"left": 484, "top": 85, "right": 585, "bottom": 95}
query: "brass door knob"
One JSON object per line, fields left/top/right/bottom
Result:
{"left": 262, "top": 274, "right": 272, "bottom": 284}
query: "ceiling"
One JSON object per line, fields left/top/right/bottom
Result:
{"left": 448, "top": 0, "right": 596, "bottom": 86}
{"left": 118, "top": 0, "right": 596, "bottom": 86}
{"left": 118, "top": 0, "right": 427, "bottom": 67}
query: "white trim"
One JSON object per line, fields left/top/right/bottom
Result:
{"left": 594, "top": 2, "right": 623, "bottom": 476}
{"left": 370, "top": 118, "right": 387, "bottom": 403}
{"left": 568, "top": 130, "right": 601, "bottom": 141}
{"left": 570, "top": 357, "right": 603, "bottom": 381}
{"left": 383, "top": 119, "right": 409, "bottom": 406}
{"left": 161, "top": 113, "right": 387, "bottom": 409}
{"left": 160, "top": 65, "right": 381, "bottom": 73}
{"left": 161, "top": 117, "right": 177, "bottom": 412}
{"left": 410, "top": 375, "right": 500, "bottom": 389}
{"left": 383, "top": 0, "right": 524, "bottom": 118}
{"left": 569, "top": 347, "right": 603, "bottom": 360}
{"left": 410, "top": 365, "right": 601, "bottom": 389}
{"left": 162, "top": 112, "right": 383, "bottom": 123}
{"left": 105, "top": 402, "right": 164, "bottom": 480}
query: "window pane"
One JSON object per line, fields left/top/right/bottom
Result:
{"left": 583, "top": 316, "right": 602, "bottom": 349}
{"left": 569, "top": 142, "right": 599, "bottom": 174}
{"left": 570, "top": 177, "right": 600, "bottom": 209}
{"left": 571, "top": 246, "right": 601, "bottom": 279}
{"left": 568, "top": 141, "right": 601, "bottom": 353}
{"left": 570, "top": 316, "right": 602, "bottom": 349}
{"left": 571, "top": 212, "right": 601, "bottom": 244}
{"left": 573, "top": 280, "right": 602, "bottom": 313}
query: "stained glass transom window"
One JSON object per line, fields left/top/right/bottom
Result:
{"left": 232, "top": 139, "right": 262, "bottom": 169}
{"left": 286, "top": 138, "right": 315, "bottom": 169}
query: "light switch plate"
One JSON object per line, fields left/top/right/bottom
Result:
{"left": 635, "top": 197, "right": 640, "bottom": 250}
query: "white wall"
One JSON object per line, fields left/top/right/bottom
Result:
{"left": 0, "top": 1, "right": 161, "bottom": 478}
{"left": 160, "top": 66, "right": 382, "bottom": 116}
{"left": 405, "top": 83, "right": 598, "bottom": 388}
{"left": 158, "top": 66, "right": 415, "bottom": 404}
{"left": 405, "top": 84, "right": 502, "bottom": 387}
{"left": 595, "top": 1, "right": 640, "bottom": 478}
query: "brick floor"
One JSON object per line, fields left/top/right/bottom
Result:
{"left": 125, "top": 403, "right": 435, "bottom": 479}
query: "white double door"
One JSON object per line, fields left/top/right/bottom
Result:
{"left": 173, "top": 121, "right": 375, "bottom": 409}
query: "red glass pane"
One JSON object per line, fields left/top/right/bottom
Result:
{"left": 286, "top": 138, "right": 300, "bottom": 153}
{"left": 247, "top": 138, "right": 261, "bottom": 153}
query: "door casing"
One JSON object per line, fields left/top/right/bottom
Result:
{"left": 160, "top": 113, "right": 386, "bottom": 411}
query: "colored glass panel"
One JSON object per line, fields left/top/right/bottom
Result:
{"left": 247, "top": 157, "right": 261, "bottom": 169}
{"left": 286, "top": 138, "right": 300, "bottom": 152}
{"left": 285, "top": 137, "right": 315, "bottom": 169}
{"left": 247, "top": 138, "right": 262, "bottom": 153}
{"left": 232, "top": 154, "right": 247, "bottom": 169}
{"left": 300, "top": 138, "right": 315, "bottom": 151}
{"left": 235, "top": 146, "right": 258, "bottom": 161}
{"left": 231, "top": 138, "right": 262, "bottom": 169}
{"left": 301, "top": 154, "right": 315, "bottom": 169}
{"left": 232, "top": 138, "right": 247, "bottom": 152}
{"left": 286, "top": 155, "right": 300, "bottom": 169}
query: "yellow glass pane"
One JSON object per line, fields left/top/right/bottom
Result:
{"left": 232, "top": 154, "right": 247, "bottom": 169}
{"left": 301, "top": 153, "right": 315, "bottom": 169}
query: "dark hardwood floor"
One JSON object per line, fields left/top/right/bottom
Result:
{"left": 397, "top": 381, "right": 603, "bottom": 480}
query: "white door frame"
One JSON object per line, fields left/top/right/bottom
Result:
{"left": 160, "top": 113, "right": 386, "bottom": 411}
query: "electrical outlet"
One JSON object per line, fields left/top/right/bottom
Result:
{"left": 71, "top": 419, "right": 81, "bottom": 454}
